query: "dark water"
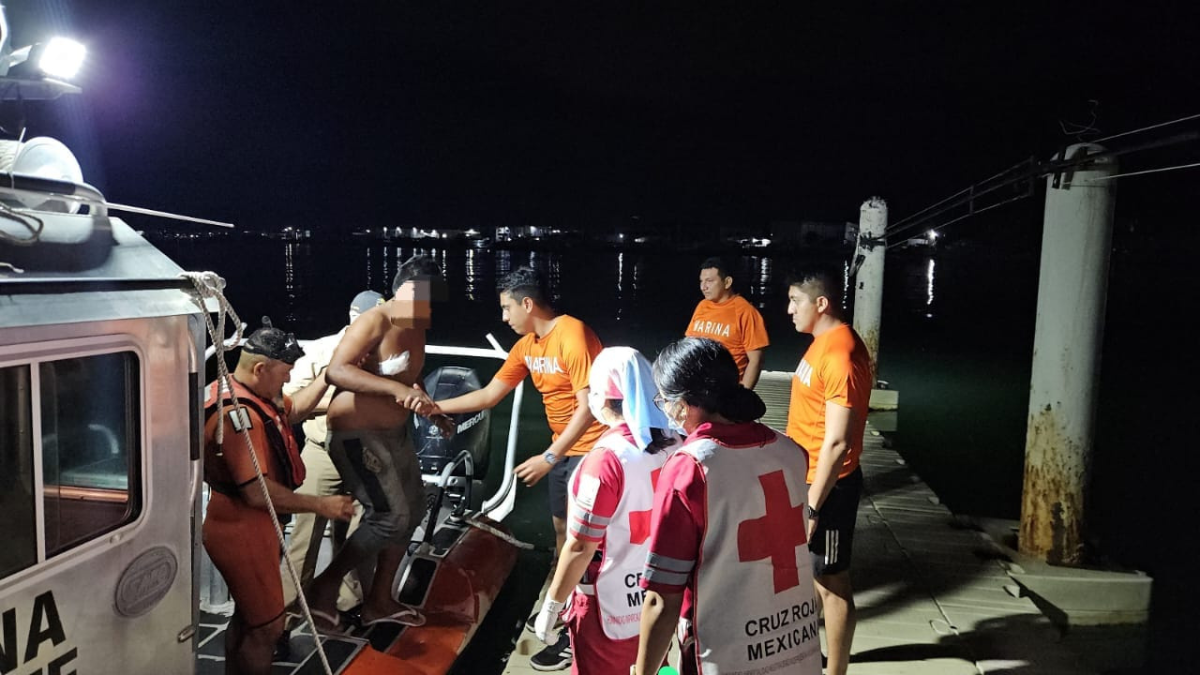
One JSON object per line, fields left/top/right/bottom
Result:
{"left": 156, "top": 225, "right": 1191, "bottom": 673}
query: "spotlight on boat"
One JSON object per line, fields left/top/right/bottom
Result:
{"left": 37, "top": 37, "right": 86, "bottom": 80}
{"left": 0, "top": 36, "right": 86, "bottom": 82}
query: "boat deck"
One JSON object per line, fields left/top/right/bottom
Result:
{"left": 504, "top": 371, "right": 1096, "bottom": 675}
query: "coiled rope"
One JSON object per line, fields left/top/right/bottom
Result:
{"left": 182, "top": 271, "right": 335, "bottom": 675}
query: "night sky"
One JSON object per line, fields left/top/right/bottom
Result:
{"left": 6, "top": 0, "right": 1200, "bottom": 235}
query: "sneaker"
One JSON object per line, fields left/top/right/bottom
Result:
{"left": 529, "top": 632, "right": 572, "bottom": 671}
{"left": 525, "top": 611, "right": 564, "bottom": 634}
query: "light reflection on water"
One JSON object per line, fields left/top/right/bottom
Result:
{"left": 926, "top": 257, "right": 936, "bottom": 315}
{"left": 260, "top": 243, "right": 948, "bottom": 361}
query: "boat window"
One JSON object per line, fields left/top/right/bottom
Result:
{"left": 39, "top": 352, "right": 142, "bottom": 558}
{"left": 0, "top": 364, "right": 37, "bottom": 577}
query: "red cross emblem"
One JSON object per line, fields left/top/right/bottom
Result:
{"left": 737, "top": 470, "right": 808, "bottom": 593}
{"left": 627, "top": 468, "right": 662, "bottom": 544}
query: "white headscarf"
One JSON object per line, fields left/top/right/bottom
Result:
{"left": 588, "top": 347, "right": 671, "bottom": 450}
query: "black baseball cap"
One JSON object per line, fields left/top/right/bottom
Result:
{"left": 242, "top": 316, "right": 304, "bottom": 365}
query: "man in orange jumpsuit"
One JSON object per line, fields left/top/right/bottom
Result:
{"left": 203, "top": 320, "right": 356, "bottom": 675}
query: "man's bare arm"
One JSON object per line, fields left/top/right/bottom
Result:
{"left": 284, "top": 339, "right": 338, "bottom": 415}
{"left": 433, "top": 378, "right": 514, "bottom": 414}
{"left": 287, "top": 370, "right": 331, "bottom": 424}
{"left": 239, "top": 474, "right": 355, "bottom": 521}
{"left": 514, "top": 388, "right": 596, "bottom": 487}
{"left": 807, "top": 402, "right": 854, "bottom": 516}
{"left": 742, "top": 348, "right": 765, "bottom": 390}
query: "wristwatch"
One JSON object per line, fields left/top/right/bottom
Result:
{"left": 806, "top": 504, "right": 820, "bottom": 519}
{"left": 543, "top": 451, "right": 559, "bottom": 466}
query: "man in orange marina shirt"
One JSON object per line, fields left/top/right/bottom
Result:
{"left": 785, "top": 268, "right": 873, "bottom": 675}
{"left": 683, "top": 256, "right": 770, "bottom": 389}
{"left": 421, "top": 265, "right": 604, "bottom": 671}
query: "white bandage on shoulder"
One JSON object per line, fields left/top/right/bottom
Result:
{"left": 378, "top": 351, "right": 410, "bottom": 376}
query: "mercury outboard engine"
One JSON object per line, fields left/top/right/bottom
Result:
{"left": 412, "top": 365, "right": 491, "bottom": 481}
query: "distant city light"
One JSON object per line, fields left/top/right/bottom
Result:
{"left": 38, "top": 37, "right": 86, "bottom": 80}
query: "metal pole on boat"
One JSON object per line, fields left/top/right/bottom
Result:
{"left": 853, "top": 197, "right": 887, "bottom": 379}
{"left": 1019, "top": 143, "right": 1117, "bottom": 565}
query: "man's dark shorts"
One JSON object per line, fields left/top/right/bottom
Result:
{"left": 548, "top": 454, "right": 585, "bottom": 519}
{"left": 809, "top": 466, "right": 863, "bottom": 577}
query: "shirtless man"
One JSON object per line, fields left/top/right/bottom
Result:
{"left": 304, "top": 255, "right": 445, "bottom": 630}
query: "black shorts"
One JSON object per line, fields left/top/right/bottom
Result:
{"left": 548, "top": 454, "right": 585, "bottom": 519}
{"left": 808, "top": 466, "right": 863, "bottom": 577}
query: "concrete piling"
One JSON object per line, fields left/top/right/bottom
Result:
{"left": 853, "top": 197, "right": 887, "bottom": 380}
{"left": 1020, "top": 143, "right": 1117, "bottom": 565}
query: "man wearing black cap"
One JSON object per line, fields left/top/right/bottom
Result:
{"left": 304, "top": 255, "right": 448, "bottom": 630}
{"left": 203, "top": 318, "right": 356, "bottom": 675}
{"left": 282, "top": 290, "right": 384, "bottom": 615}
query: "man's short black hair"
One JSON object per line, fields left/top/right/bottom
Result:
{"left": 787, "top": 266, "right": 847, "bottom": 315}
{"left": 699, "top": 257, "right": 731, "bottom": 279}
{"left": 392, "top": 254, "right": 444, "bottom": 295}
{"left": 497, "top": 266, "right": 549, "bottom": 306}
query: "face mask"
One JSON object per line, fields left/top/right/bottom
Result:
{"left": 665, "top": 400, "right": 688, "bottom": 435}
{"left": 588, "top": 390, "right": 612, "bottom": 427}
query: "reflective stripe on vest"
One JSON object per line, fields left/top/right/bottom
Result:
{"left": 575, "top": 432, "right": 671, "bottom": 641}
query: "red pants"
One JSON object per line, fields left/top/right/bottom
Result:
{"left": 566, "top": 592, "right": 639, "bottom": 675}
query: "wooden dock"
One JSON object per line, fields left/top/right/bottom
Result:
{"left": 504, "top": 371, "right": 1096, "bottom": 674}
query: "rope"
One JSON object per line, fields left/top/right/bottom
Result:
{"left": 1081, "top": 160, "right": 1200, "bottom": 182}
{"left": 0, "top": 202, "right": 44, "bottom": 245}
{"left": 182, "top": 271, "right": 336, "bottom": 675}
{"left": 1093, "top": 111, "right": 1200, "bottom": 145}
{"left": 462, "top": 513, "right": 534, "bottom": 550}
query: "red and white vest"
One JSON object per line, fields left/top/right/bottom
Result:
{"left": 684, "top": 431, "right": 822, "bottom": 674}
{"left": 571, "top": 432, "right": 672, "bottom": 640}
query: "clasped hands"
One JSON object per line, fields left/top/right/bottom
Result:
{"left": 397, "top": 383, "right": 455, "bottom": 438}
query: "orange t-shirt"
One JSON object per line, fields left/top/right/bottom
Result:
{"left": 786, "top": 323, "right": 872, "bottom": 483}
{"left": 494, "top": 315, "right": 606, "bottom": 456}
{"left": 683, "top": 295, "right": 769, "bottom": 377}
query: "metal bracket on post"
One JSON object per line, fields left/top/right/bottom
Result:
{"left": 849, "top": 233, "right": 886, "bottom": 277}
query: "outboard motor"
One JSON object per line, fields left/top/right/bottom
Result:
{"left": 412, "top": 365, "right": 491, "bottom": 481}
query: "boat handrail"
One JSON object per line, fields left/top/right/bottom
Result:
{"left": 427, "top": 334, "right": 522, "bottom": 521}
{"left": 0, "top": 173, "right": 109, "bottom": 216}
